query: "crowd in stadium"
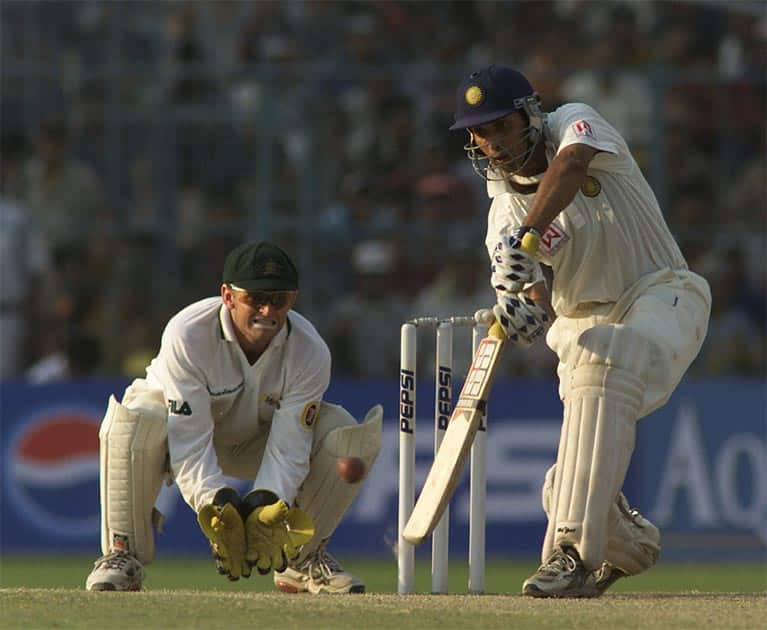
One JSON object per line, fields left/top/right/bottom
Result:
{"left": 1, "top": 1, "right": 764, "bottom": 381}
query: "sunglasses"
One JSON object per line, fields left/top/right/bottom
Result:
{"left": 230, "top": 286, "right": 293, "bottom": 309}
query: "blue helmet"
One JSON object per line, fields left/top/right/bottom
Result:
{"left": 450, "top": 65, "right": 546, "bottom": 180}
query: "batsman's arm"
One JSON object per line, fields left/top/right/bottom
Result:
{"left": 522, "top": 144, "right": 599, "bottom": 235}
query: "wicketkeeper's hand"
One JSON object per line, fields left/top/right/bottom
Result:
{"left": 243, "top": 490, "right": 315, "bottom": 575}
{"left": 197, "top": 488, "right": 250, "bottom": 581}
{"left": 492, "top": 291, "right": 550, "bottom": 347}
{"left": 490, "top": 226, "right": 542, "bottom": 293}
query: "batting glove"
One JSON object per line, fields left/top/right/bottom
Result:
{"left": 243, "top": 490, "right": 315, "bottom": 575}
{"left": 197, "top": 488, "right": 249, "bottom": 581}
{"left": 490, "top": 226, "right": 542, "bottom": 293}
{"left": 492, "top": 291, "right": 550, "bottom": 347}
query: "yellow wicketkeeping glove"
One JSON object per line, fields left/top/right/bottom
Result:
{"left": 243, "top": 490, "right": 315, "bottom": 575}
{"left": 197, "top": 489, "right": 249, "bottom": 581}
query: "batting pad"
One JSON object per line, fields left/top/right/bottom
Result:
{"left": 550, "top": 364, "right": 643, "bottom": 570}
{"left": 542, "top": 464, "right": 660, "bottom": 575}
{"left": 605, "top": 493, "right": 661, "bottom": 574}
{"left": 100, "top": 391, "right": 168, "bottom": 565}
{"left": 293, "top": 403, "right": 382, "bottom": 562}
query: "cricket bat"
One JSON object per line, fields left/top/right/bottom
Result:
{"left": 402, "top": 320, "right": 506, "bottom": 545}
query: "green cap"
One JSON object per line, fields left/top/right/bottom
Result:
{"left": 222, "top": 241, "right": 298, "bottom": 291}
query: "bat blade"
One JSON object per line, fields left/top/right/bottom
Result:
{"left": 402, "top": 323, "right": 505, "bottom": 546}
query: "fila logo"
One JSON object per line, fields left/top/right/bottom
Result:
{"left": 168, "top": 400, "right": 192, "bottom": 415}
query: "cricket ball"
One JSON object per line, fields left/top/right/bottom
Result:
{"left": 336, "top": 456, "right": 366, "bottom": 484}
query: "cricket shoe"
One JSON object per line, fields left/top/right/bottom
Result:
{"left": 522, "top": 546, "right": 600, "bottom": 598}
{"left": 85, "top": 550, "right": 145, "bottom": 591}
{"left": 274, "top": 542, "right": 364, "bottom": 594}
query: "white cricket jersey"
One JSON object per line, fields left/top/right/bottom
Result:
{"left": 145, "top": 297, "right": 331, "bottom": 511}
{"left": 485, "top": 103, "right": 688, "bottom": 317}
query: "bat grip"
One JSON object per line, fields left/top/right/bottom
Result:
{"left": 488, "top": 321, "right": 505, "bottom": 340}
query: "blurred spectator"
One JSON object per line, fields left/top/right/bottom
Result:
{"left": 0, "top": 1, "right": 763, "bottom": 379}
{"left": 691, "top": 247, "right": 765, "bottom": 376}
{"left": 179, "top": 189, "right": 243, "bottom": 301}
{"left": 409, "top": 244, "right": 494, "bottom": 377}
{"left": 120, "top": 316, "right": 160, "bottom": 379}
{"left": 560, "top": 39, "right": 652, "bottom": 149}
{"left": 26, "top": 327, "right": 103, "bottom": 383}
{"left": 167, "top": 5, "right": 214, "bottom": 103}
{"left": 0, "top": 131, "right": 50, "bottom": 377}
{"left": 23, "top": 119, "right": 110, "bottom": 273}
{"left": 325, "top": 240, "right": 408, "bottom": 378}
{"left": 410, "top": 173, "right": 481, "bottom": 283}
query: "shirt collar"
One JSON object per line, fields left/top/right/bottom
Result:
{"left": 219, "top": 304, "right": 237, "bottom": 342}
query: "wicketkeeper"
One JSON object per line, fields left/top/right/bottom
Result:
{"left": 86, "top": 241, "right": 382, "bottom": 593}
{"left": 450, "top": 65, "right": 711, "bottom": 597}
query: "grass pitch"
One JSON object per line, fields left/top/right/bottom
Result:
{"left": 1, "top": 556, "right": 765, "bottom": 629}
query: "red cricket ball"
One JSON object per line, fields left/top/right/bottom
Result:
{"left": 336, "top": 456, "right": 366, "bottom": 484}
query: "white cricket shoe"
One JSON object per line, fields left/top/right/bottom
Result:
{"left": 274, "top": 543, "right": 365, "bottom": 594}
{"left": 522, "top": 546, "right": 600, "bottom": 598}
{"left": 85, "top": 550, "right": 145, "bottom": 591}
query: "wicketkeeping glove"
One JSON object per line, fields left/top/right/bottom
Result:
{"left": 490, "top": 226, "right": 542, "bottom": 293}
{"left": 197, "top": 488, "right": 249, "bottom": 581}
{"left": 492, "top": 291, "right": 550, "bottom": 347}
{"left": 243, "top": 489, "right": 315, "bottom": 575}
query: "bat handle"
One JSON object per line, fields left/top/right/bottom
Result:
{"left": 488, "top": 320, "right": 505, "bottom": 340}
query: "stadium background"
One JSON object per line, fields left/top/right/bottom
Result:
{"left": 1, "top": 0, "right": 765, "bottom": 579}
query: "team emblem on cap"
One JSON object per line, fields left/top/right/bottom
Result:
{"left": 581, "top": 175, "right": 601, "bottom": 197}
{"left": 465, "top": 85, "right": 484, "bottom": 107}
{"left": 258, "top": 260, "right": 282, "bottom": 276}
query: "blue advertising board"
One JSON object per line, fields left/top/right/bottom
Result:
{"left": 1, "top": 377, "right": 764, "bottom": 563}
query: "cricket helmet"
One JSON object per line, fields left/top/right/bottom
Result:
{"left": 450, "top": 65, "right": 546, "bottom": 180}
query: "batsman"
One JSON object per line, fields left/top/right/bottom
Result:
{"left": 449, "top": 65, "right": 711, "bottom": 597}
{"left": 86, "top": 241, "right": 382, "bottom": 593}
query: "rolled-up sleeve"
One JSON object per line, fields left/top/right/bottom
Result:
{"left": 155, "top": 326, "right": 229, "bottom": 511}
{"left": 253, "top": 342, "right": 331, "bottom": 503}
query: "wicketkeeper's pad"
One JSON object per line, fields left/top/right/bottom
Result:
{"left": 99, "top": 390, "right": 168, "bottom": 565}
{"left": 292, "top": 403, "right": 382, "bottom": 562}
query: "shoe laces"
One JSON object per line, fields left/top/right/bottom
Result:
{"left": 96, "top": 550, "right": 139, "bottom": 571}
{"left": 302, "top": 542, "right": 344, "bottom": 584}
{"left": 539, "top": 547, "right": 579, "bottom": 575}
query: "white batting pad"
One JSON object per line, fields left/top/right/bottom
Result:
{"left": 546, "top": 324, "right": 649, "bottom": 570}
{"left": 293, "top": 403, "right": 382, "bottom": 562}
{"left": 100, "top": 386, "right": 168, "bottom": 565}
{"left": 551, "top": 364, "right": 643, "bottom": 570}
{"left": 542, "top": 464, "right": 660, "bottom": 575}
{"left": 605, "top": 493, "right": 661, "bottom": 574}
